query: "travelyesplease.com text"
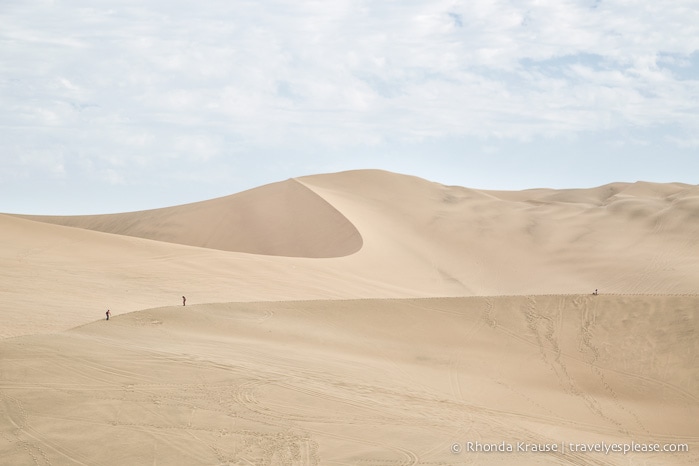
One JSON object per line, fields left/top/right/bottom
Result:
{"left": 451, "top": 440, "right": 689, "bottom": 455}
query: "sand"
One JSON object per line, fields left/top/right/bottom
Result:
{"left": 1, "top": 169, "right": 697, "bottom": 465}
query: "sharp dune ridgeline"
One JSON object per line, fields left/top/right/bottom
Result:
{"left": 1, "top": 169, "right": 698, "bottom": 465}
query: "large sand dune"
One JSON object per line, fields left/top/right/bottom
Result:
{"left": 1, "top": 297, "right": 697, "bottom": 465}
{"left": 15, "top": 178, "right": 363, "bottom": 258}
{"left": 2, "top": 170, "right": 698, "bottom": 337}
{"left": 1, "top": 170, "right": 698, "bottom": 464}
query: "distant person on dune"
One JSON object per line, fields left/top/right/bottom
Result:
{"left": 182, "top": 296, "right": 186, "bottom": 306}
{"left": 106, "top": 309, "right": 111, "bottom": 320}
{"left": 593, "top": 289, "right": 598, "bottom": 295}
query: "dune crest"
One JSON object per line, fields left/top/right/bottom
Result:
{"left": 15, "top": 179, "right": 363, "bottom": 258}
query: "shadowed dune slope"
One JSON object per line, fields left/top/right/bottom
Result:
{"left": 15, "top": 178, "right": 363, "bottom": 258}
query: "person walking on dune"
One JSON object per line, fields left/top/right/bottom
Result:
{"left": 182, "top": 296, "right": 186, "bottom": 306}
{"left": 106, "top": 309, "right": 111, "bottom": 320}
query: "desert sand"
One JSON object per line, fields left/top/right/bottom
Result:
{"left": 1, "top": 169, "right": 697, "bottom": 465}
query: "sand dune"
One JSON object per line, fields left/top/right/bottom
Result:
{"left": 2, "top": 169, "right": 698, "bottom": 335}
{"left": 1, "top": 170, "right": 698, "bottom": 464}
{"left": 15, "top": 178, "right": 363, "bottom": 258}
{"left": 1, "top": 296, "right": 696, "bottom": 465}
{"left": 299, "top": 171, "right": 699, "bottom": 295}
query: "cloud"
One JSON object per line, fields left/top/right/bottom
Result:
{"left": 0, "top": 0, "right": 697, "bottom": 213}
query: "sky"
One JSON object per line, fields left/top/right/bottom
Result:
{"left": 1, "top": 0, "right": 698, "bottom": 214}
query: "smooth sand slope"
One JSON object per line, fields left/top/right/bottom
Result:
{"left": 15, "top": 179, "right": 363, "bottom": 258}
{"left": 1, "top": 170, "right": 698, "bottom": 464}
{"left": 1, "top": 297, "right": 697, "bottom": 465}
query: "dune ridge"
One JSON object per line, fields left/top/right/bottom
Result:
{"left": 14, "top": 178, "right": 363, "bottom": 258}
{"left": 299, "top": 170, "right": 699, "bottom": 295}
{"left": 2, "top": 170, "right": 698, "bottom": 338}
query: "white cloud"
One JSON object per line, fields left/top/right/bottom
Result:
{"left": 0, "top": 0, "right": 697, "bottom": 213}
